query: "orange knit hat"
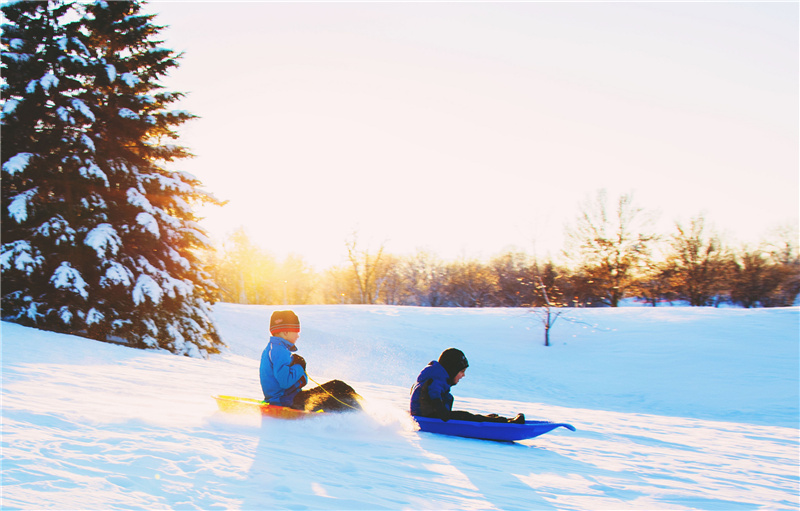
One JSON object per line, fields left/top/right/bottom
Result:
{"left": 269, "top": 310, "right": 300, "bottom": 335}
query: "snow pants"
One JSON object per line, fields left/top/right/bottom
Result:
{"left": 449, "top": 411, "right": 515, "bottom": 423}
{"left": 291, "top": 379, "right": 362, "bottom": 413}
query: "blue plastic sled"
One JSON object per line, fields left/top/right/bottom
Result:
{"left": 412, "top": 416, "right": 576, "bottom": 442}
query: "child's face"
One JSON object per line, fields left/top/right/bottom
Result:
{"left": 453, "top": 369, "right": 466, "bottom": 385}
{"left": 283, "top": 331, "right": 300, "bottom": 344}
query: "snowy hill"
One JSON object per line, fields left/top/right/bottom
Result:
{"left": 2, "top": 305, "right": 798, "bottom": 509}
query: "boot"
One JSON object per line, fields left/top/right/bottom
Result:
{"left": 508, "top": 413, "right": 525, "bottom": 424}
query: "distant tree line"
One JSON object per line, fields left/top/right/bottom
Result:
{"left": 205, "top": 192, "right": 799, "bottom": 309}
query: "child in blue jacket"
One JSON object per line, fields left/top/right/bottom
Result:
{"left": 410, "top": 348, "right": 525, "bottom": 423}
{"left": 260, "top": 310, "right": 307, "bottom": 406}
{"left": 260, "top": 310, "right": 363, "bottom": 412}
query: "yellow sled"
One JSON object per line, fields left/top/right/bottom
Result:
{"left": 212, "top": 395, "right": 323, "bottom": 420}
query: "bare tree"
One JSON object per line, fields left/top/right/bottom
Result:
{"left": 401, "top": 250, "right": 447, "bottom": 306}
{"left": 442, "top": 259, "right": 497, "bottom": 307}
{"left": 762, "top": 224, "right": 800, "bottom": 307}
{"left": 565, "top": 190, "right": 658, "bottom": 306}
{"left": 532, "top": 275, "right": 568, "bottom": 346}
{"left": 491, "top": 251, "right": 535, "bottom": 307}
{"left": 374, "top": 254, "right": 409, "bottom": 305}
{"left": 729, "top": 247, "right": 782, "bottom": 308}
{"left": 664, "top": 215, "right": 729, "bottom": 306}
{"left": 345, "top": 232, "right": 386, "bottom": 304}
{"left": 320, "top": 265, "right": 360, "bottom": 304}
{"left": 630, "top": 264, "right": 679, "bottom": 306}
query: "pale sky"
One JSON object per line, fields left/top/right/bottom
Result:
{"left": 148, "top": 1, "right": 798, "bottom": 269}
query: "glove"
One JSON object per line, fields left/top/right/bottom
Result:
{"left": 290, "top": 354, "right": 306, "bottom": 370}
{"left": 287, "top": 375, "right": 307, "bottom": 395}
{"left": 429, "top": 398, "right": 451, "bottom": 422}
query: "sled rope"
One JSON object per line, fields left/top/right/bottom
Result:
{"left": 307, "top": 374, "right": 361, "bottom": 411}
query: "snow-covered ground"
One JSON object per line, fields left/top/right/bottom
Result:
{"left": 2, "top": 305, "right": 798, "bottom": 509}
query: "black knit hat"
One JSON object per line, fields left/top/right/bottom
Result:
{"left": 438, "top": 348, "right": 469, "bottom": 379}
{"left": 270, "top": 310, "right": 300, "bottom": 335}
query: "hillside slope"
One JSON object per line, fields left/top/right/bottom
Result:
{"left": 2, "top": 305, "right": 798, "bottom": 509}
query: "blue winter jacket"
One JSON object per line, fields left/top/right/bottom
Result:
{"left": 409, "top": 361, "right": 454, "bottom": 417}
{"left": 260, "top": 336, "right": 307, "bottom": 406}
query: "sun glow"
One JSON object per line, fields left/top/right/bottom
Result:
{"left": 156, "top": 2, "right": 797, "bottom": 271}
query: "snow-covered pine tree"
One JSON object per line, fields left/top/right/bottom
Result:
{"left": 1, "top": 0, "right": 224, "bottom": 357}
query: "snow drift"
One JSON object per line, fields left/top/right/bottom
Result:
{"left": 2, "top": 305, "right": 798, "bottom": 509}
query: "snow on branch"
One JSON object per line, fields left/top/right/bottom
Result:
{"left": 58, "top": 306, "right": 73, "bottom": 325}
{"left": 86, "top": 308, "right": 104, "bottom": 326}
{"left": 81, "top": 134, "right": 95, "bottom": 152}
{"left": 3, "top": 98, "right": 20, "bottom": 116}
{"left": 144, "top": 173, "right": 193, "bottom": 195}
{"left": 4, "top": 49, "right": 30, "bottom": 63}
{"left": 126, "top": 187, "right": 155, "bottom": 214}
{"left": 1, "top": 240, "right": 44, "bottom": 275}
{"left": 133, "top": 274, "right": 163, "bottom": 305}
{"left": 163, "top": 275, "right": 193, "bottom": 299}
{"left": 39, "top": 72, "right": 59, "bottom": 93}
{"left": 50, "top": 262, "right": 89, "bottom": 299}
{"left": 136, "top": 212, "right": 160, "bottom": 238}
{"left": 78, "top": 162, "right": 109, "bottom": 187}
{"left": 57, "top": 106, "right": 75, "bottom": 124}
{"left": 167, "top": 247, "right": 191, "bottom": 271}
{"left": 185, "top": 225, "right": 211, "bottom": 247}
{"left": 3, "top": 153, "right": 33, "bottom": 176}
{"left": 100, "top": 262, "right": 133, "bottom": 288}
{"left": 118, "top": 108, "right": 140, "bottom": 120}
{"left": 84, "top": 223, "right": 121, "bottom": 259}
{"left": 120, "top": 72, "right": 139, "bottom": 87}
{"left": 8, "top": 188, "right": 38, "bottom": 223}
{"left": 71, "top": 98, "right": 95, "bottom": 122}
{"left": 35, "top": 216, "right": 76, "bottom": 246}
